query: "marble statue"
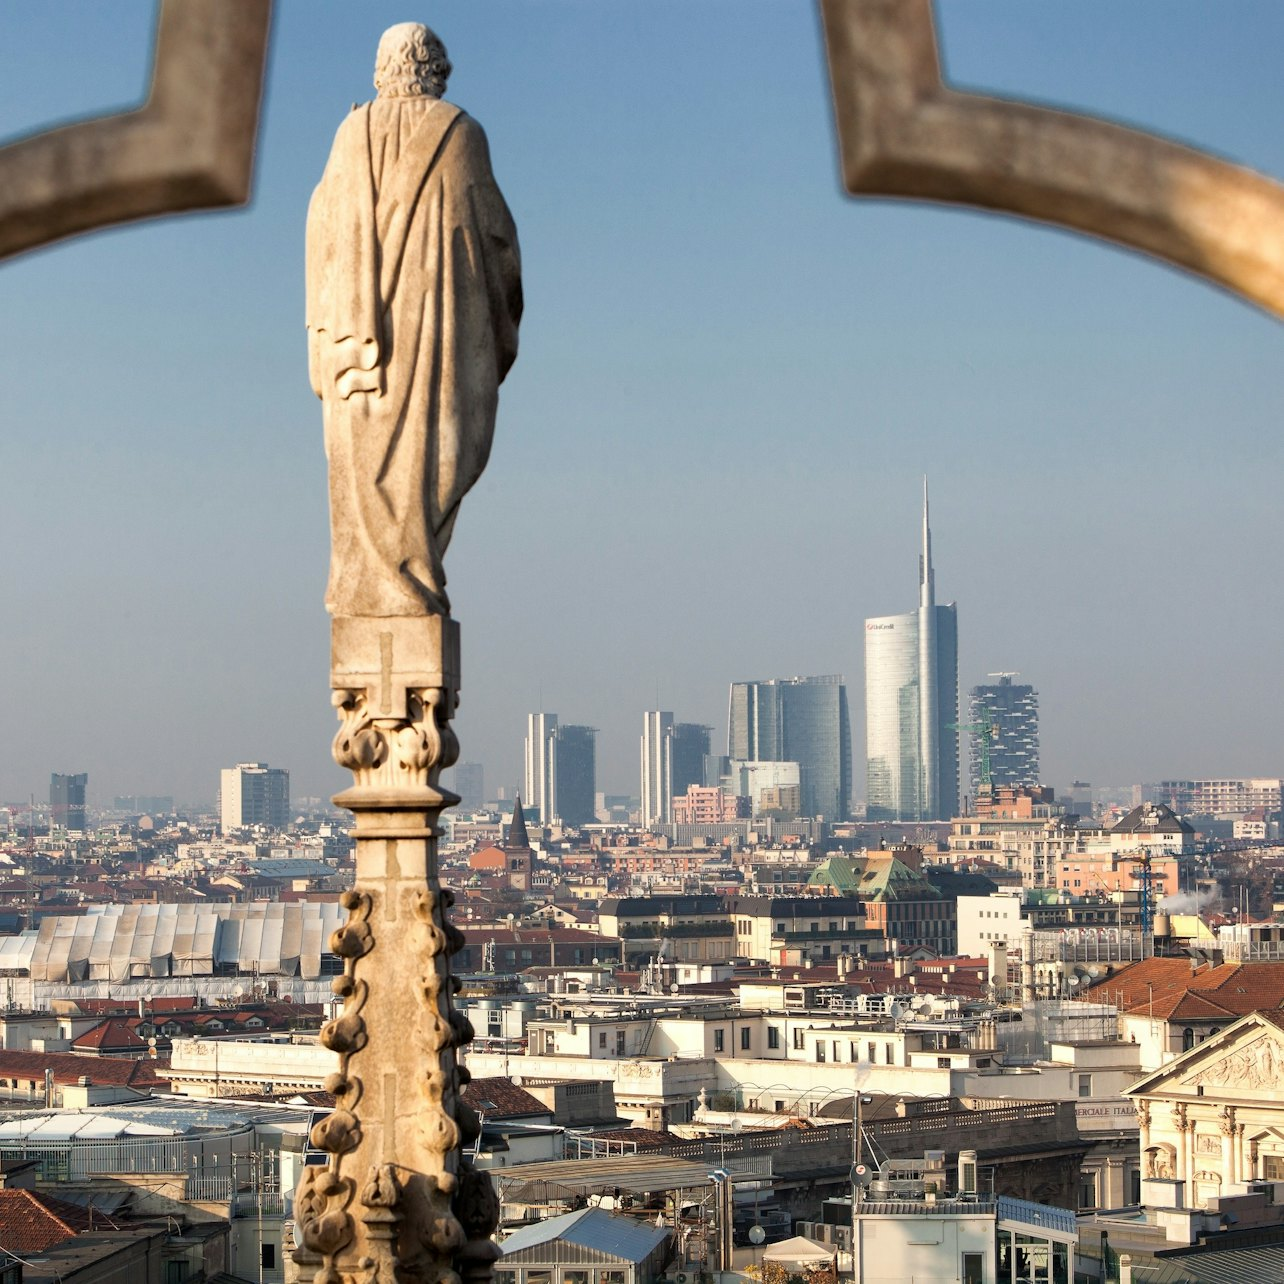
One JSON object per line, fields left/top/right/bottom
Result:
{"left": 307, "top": 22, "right": 522, "bottom": 618}
{"left": 294, "top": 26, "right": 520, "bottom": 1284}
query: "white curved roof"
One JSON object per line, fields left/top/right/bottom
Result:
{"left": 23, "top": 902, "right": 345, "bottom": 982}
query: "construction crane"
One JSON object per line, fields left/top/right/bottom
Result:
{"left": 949, "top": 707, "right": 999, "bottom": 792}
{"left": 1118, "top": 850, "right": 1158, "bottom": 937}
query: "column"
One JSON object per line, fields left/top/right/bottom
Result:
{"left": 1220, "top": 1107, "right": 1237, "bottom": 1188}
{"left": 292, "top": 616, "right": 496, "bottom": 1284}
{"left": 1172, "top": 1104, "right": 1189, "bottom": 1194}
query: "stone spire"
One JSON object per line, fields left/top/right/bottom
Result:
{"left": 506, "top": 795, "right": 530, "bottom": 850}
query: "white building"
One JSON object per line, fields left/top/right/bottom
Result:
{"left": 640, "top": 710, "right": 673, "bottom": 827}
{"left": 220, "top": 762, "right": 289, "bottom": 833}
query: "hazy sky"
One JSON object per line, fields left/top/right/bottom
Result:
{"left": 1, "top": 3, "right": 1280, "bottom": 811}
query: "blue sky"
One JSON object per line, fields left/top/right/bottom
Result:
{"left": 1, "top": 3, "right": 1281, "bottom": 809}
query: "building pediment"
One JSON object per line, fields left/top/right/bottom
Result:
{"left": 1129, "top": 1012, "right": 1284, "bottom": 1102}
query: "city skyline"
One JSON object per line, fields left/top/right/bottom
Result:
{"left": 0, "top": 5, "right": 1280, "bottom": 806}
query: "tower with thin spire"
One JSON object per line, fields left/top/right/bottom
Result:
{"left": 864, "top": 480, "right": 958, "bottom": 821}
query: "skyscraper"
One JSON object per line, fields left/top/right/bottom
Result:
{"left": 968, "top": 674, "right": 1039, "bottom": 797}
{"left": 454, "top": 762, "right": 485, "bottom": 810}
{"left": 220, "top": 762, "right": 290, "bottom": 832}
{"left": 640, "top": 711, "right": 672, "bottom": 827}
{"left": 641, "top": 713, "right": 712, "bottom": 826}
{"left": 50, "top": 773, "right": 87, "bottom": 832}
{"left": 524, "top": 715, "right": 597, "bottom": 826}
{"left": 726, "top": 676, "right": 851, "bottom": 819}
{"left": 864, "top": 481, "right": 959, "bottom": 821}
{"left": 524, "top": 713, "right": 557, "bottom": 824}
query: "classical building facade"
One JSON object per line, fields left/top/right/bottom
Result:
{"left": 1128, "top": 1010, "right": 1284, "bottom": 1208}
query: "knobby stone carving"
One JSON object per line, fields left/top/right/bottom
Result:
{"left": 297, "top": 21, "right": 520, "bottom": 1284}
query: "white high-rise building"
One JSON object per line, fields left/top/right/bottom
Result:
{"left": 864, "top": 480, "right": 959, "bottom": 821}
{"left": 524, "top": 714, "right": 557, "bottom": 825}
{"left": 220, "top": 762, "right": 290, "bottom": 833}
{"left": 641, "top": 711, "right": 674, "bottom": 827}
{"left": 523, "top": 714, "right": 597, "bottom": 826}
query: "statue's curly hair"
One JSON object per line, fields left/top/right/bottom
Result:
{"left": 374, "top": 23, "right": 451, "bottom": 99}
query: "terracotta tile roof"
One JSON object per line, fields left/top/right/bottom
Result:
{"left": 73, "top": 1019, "right": 148, "bottom": 1052}
{"left": 0, "top": 1049, "right": 170, "bottom": 1090}
{"left": 460, "top": 1077, "right": 550, "bottom": 1119}
{"left": 0, "top": 1188, "right": 121, "bottom": 1252}
{"left": 1083, "top": 958, "right": 1284, "bottom": 1020}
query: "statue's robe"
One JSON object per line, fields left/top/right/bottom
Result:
{"left": 307, "top": 97, "right": 522, "bottom": 616}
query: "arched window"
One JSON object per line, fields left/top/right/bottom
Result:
{"left": 1182, "top": 1027, "right": 1194, "bottom": 1051}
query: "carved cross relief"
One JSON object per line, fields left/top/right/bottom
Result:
{"left": 820, "top": 0, "right": 1284, "bottom": 321}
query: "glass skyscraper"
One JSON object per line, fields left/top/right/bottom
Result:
{"left": 726, "top": 675, "right": 851, "bottom": 820}
{"left": 864, "top": 482, "right": 959, "bottom": 821}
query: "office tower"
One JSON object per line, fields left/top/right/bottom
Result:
{"left": 864, "top": 481, "right": 959, "bottom": 821}
{"left": 554, "top": 725, "right": 597, "bottom": 826}
{"left": 672, "top": 724, "right": 711, "bottom": 798}
{"left": 219, "top": 762, "right": 290, "bottom": 833}
{"left": 50, "top": 773, "right": 88, "bottom": 832}
{"left": 524, "top": 714, "right": 557, "bottom": 824}
{"left": 524, "top": 714, "right": 597, "bottom": 826}
{"left": 968, "top": 674, "right": 1039, "bottom": 796}
{"left": 454, "top": 762, "right": 485, "bottom": 810}
{"left": 640, "top": 711, "right": 673, "bottom": 827}
{"left": 726, "top": 676, "right": 851, "bottom": 819}
{"left": 641, "top": 714, "right": 713, "bottom": 826}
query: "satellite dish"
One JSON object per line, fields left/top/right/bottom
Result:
{"left": 850, "top": 1163, "right": 874, "bottom": 1186}
{"left": 749, "top": 1226, "right": 766, "bottom": 1245}
{"left": 729, "top": 1119, "right": 743, "bottom": 1133}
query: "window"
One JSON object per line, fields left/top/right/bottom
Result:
{"left": 563, "top": 1272, "right": 589, "bottom": 1284}
{"left": 816, "top": 1043, "right": 825, "bottom": 1063}
{"left": 884, "top": 1043, "right": 894, "bottom": 1065}
{"left": 962, "top": 1252, "right": 984, "bottom": 1284}
{"left": 740, "top": 1027, "right": 751, "bottom": 1050}
{"left": 867, "top": 1041, "right": 876, "bottom": 1063}
{"left": 1264, "top": 1155, "right": 1284, "bottom": 1180}
{"left": 1077, "top": 1073, "right": 1092, "bottom": 1099}
{"left": 598, "top": 1032, "right": 607, "bottom": 1049}
{"left": 262, "top": 1244, "right": 277, "bottom": 1270}
{"left": 714, "top": 1029, "right": 725, "bottom": 1053}
{"left": 793, "top": 1028, "right": 805, "bottom": 1050}
{"left": 768, "top": 1025, "right": 780, "bottom": 1050}
{"left": 776, "top": 922, "right": 785, "bottom": 933}
{"left": 1079, "top": 1171, "right": 1099, "bottom": 1209}
{"left": 600, "top": 1273, "right": 626, "bottom": 1284}
{"left": 829, "top": 921, "right": 838, "bottom": 932}
{"left": 809, "top": 922, "right": 819, "bottom": 933}
{"left": 616, "top": 1031, "right": 625, "bottom": 1055}
{"left": 832, "top": 1041, "right": 841, "bottom": 1062}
